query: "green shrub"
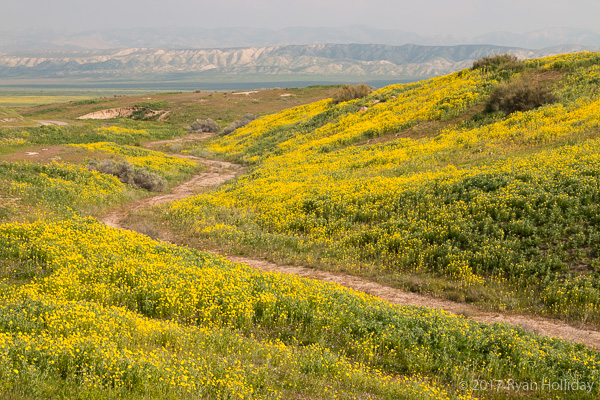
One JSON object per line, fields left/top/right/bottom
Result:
{"left": 472, "top": 53, "right": 523, "bottom": 71}
{"left": 190, "top": 118, "right": 221, "bottom": 134}
{"left": 89, "top": 160, "right": 133, "bottom": 184}
{"left": 332, "top": 84, "right": 373, "bottom": 104}
{"left": 130, "top": 108, "right": 149, "bottom": 120}
{"left": 485, "top": 78, "right": 557, "bottom": 114}
{"left": 133, "top": 101, "right": 169, "bottom": 109}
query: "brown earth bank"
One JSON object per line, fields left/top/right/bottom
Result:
{"left": 77, "top": 107, "right": 165, "bottom": 120}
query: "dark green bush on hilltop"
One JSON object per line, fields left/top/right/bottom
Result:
{"left": 332, "top": 84, "right": 373, "bottom": 104}
{"left": 472, "top": 53, "right": 523, "bottom": 71}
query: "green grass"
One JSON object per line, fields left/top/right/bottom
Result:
{"left": 0, "top": 123, "right": 187, "bottom": 147}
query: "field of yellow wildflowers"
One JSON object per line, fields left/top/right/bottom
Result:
{"left": 1, "top": 216, "right": 599, "bottom": 399}
{"left": 0, "top": 100, "right": 466, "bottom": 398}
{"left": 3, "top": 52, "right": 600, "bottom": 398}
{"left": 166, "top": 52, "right": 600, "bottom": 326}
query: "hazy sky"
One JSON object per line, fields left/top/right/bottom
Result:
{"left": 3, "top": 0, "right": 599, "bottom": 37}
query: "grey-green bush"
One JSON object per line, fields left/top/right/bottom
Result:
{"left": 190, "top": 118, "right": 221, "bottom": 133}
{"left": 222, "top": 114, "right": 257, "bottom": 135}
{"left": 88, "top": 160, "right": 166, "bottom": 192}
{"left": 485, "top": 78, "right": 557, "bottom": 114}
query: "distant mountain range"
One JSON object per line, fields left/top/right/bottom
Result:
{"left": 1, "top": 25, "right": 600, "bottom": 51}
{"left": 0, "top": 43, "right": 595, "bottom": 87}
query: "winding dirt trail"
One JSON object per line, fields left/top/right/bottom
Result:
{"left": 144, "top": 132, "right": 214, "bottom": 148}
{"left": 35, "top": 120, "right": 69, "bottom": 126}
{"left": 232, "top": 256, "right": 600, "bottom": 349}
{"left": 100, "top": 135, "right": 600, "bottom": 350}
{"left": 101, "top": 156, "right": 242, "bottom": 229}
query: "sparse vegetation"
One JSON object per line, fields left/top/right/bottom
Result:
{"left": 9, "top": 86, "right": 336, "bottom": 127}
{"left": 70, "top": 98, "right": 107, "bottom": 106}
{"left": 331, "top": 84, "right": 373, "bottom": 103}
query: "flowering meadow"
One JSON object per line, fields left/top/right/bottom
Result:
{"left": 167, "top": 52, "right": 600, "bottom": 324}
{"left": 1, "top": 216, "right": 599, "bottom": 399}
{"left": 3, "top": 52, "right": 600, "bottom": 398}
{"left": 70, "top": 142, "right": 197, "bottom": 181}
{"left": 0, "top": 161, "right": 129, "bottom": 222}
{"left": 0, "top": 124, "right": 186, "bottom": 147}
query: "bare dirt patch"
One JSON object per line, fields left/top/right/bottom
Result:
{"left": 144, "top": 133, "right": 213, "bottom": 149}
{"left": 233, "top": 91, "right": 259, "bottom": 96}
{"left": 77, "top": 107, "right": 165, "bottom": 120}
{"left": 36, "top": 120, "right": 69, "bottom": 126}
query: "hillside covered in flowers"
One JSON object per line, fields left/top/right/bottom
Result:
{"left": 2, "top": 52, "right": 600, "bottom": 399}
{"left": 169, "top": 52, "right": 600, "bottom": 326}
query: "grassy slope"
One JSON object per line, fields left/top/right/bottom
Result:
{"left": 2, "top": 60, "right": 600, "bottom": 399}
{"left": 0, "top": 86, "right": 459, "bottom": 399}
{"left": 13, "top": 86, "right": 339, "bottom": 126}
{"left": 157, "top": 52, "right": 600, "bottom": 327}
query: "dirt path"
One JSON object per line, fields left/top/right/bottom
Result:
{"left": 35, "top": 120, "right": 69, "bottom": 126}
{"left": 144, "top": 132, "right": 213, "bottom": 148}
{"left": 230, "top": 256, "right": 600, "bottom": 349}
{"left": 99, "top": 136, "right": 600, "bottom": 350}
{"left": 101, "top": 156, "right": 242, "bottom": 229}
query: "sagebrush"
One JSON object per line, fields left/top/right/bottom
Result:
{"left": 190, "top": 118, "right": 221, "bottom": 133}
{"left": 472, "top": 53, "right": 523, "bottom": 71}
{"left": 88, "top": 160, "right": 166, "bottom": 192}
{"left": 222, "top": 114, "right": 257, "bottom": 135}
